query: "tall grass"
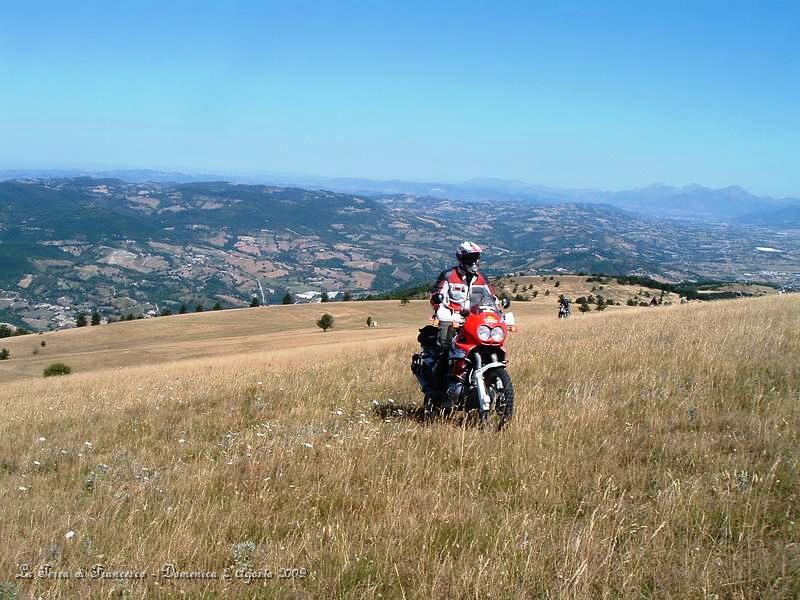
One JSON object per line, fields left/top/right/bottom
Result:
{"left": 0, "top": 296, "right": 798, "bottom": 598}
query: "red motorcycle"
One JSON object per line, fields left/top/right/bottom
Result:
{"left": 412, "top": 289, "right": 516, "bottom": 430}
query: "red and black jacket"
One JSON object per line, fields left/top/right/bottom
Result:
{"left": 430, "top": 267, "right": 499, "bottom": 317}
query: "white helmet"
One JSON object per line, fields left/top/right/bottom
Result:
{"left": 456, "top": 241, "right": 482, "bottom": 274}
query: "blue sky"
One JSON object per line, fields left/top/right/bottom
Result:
{"left": 1, "top": 1, "right": 798, "bottom": 196}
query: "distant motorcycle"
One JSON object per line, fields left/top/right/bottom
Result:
{"left": 411, "top": 289, "right": 516, "bottom": 430}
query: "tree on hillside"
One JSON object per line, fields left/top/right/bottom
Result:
{"left": 195, "top": 304, "right": 204, "bottom": 312}
{"left": 0, "top": 348, "right": 10, "bottom": 360}
{"left": 161, "top": 308, "right": 173, "bottom": 316}
{"left": 0, "top": 325, "right": 14, "bottom": 339}
{"left": 342, "top": 291, "right": 353, "bottom": 302}
{"left": 400, "top": 296, "right": 410, "bottom": 306}
{"left": 321, "top": 291, "right": 330, "bottom": 303}
{"left": 212, "top": 302, "right": 223, "bottom": 311}
{"left": 91, "top": 312, "right": 101, "bottom": 326}
{"left": 179, "top": 304, "right": 187, "bottom": 314}
{"left": 250, "top": 297, "right": 260, "bottom": 307}
{"left": 579, "top": 302, "right": 591, "bottom": 313}
{"left": 317, "top": 313, "right": 335, "bottom": 332}
{"left": 555, "top": 280, "right": 560, "bottom": 287}
{"left": 282, "top": 292, "right": 293, "bottom": 305}
{"left": 76, "top": 313, "right": 88, "bottom": 327}
{"left": 532, "top": 290, "right": 539, "bottom": 298}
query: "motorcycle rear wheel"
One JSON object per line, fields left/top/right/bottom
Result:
{"left": 480, "top": 368, "right": 514, "bottom": 431}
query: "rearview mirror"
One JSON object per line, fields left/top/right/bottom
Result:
{"left": 431, "top": 293, "right": 444, "bottom": 304}
{"left": 501, "top": 298, "right": 511, "bottom": 309}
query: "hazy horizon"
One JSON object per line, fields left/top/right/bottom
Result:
{"left": 3, "top": 164, "right": 798, "bottom": 200}
{"left": 2, "top": 2, "right": 798, "bottom": 197}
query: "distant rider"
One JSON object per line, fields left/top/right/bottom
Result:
{"left": 429, "top": 241, "right": 501, "bottom": 409}
{"left": 558, "top": 295, "right": 571, "bottom": 318}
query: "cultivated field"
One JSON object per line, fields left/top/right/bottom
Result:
{"left": 0, "top": 295, "right": 798, "bottom": 598}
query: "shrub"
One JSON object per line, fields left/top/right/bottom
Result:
{"left": 212, "top": 302, "right": 223, "bottom": 311}
{"left": 317, "top": 313, "right": 335, "bottom": 332}
{"left": 514, "top": 294, "right": 526, "bottom": 301}
{"left": 282, "top": 292, "right": 293, "bottom": 305}
{"left": 179, "top": 304, "right": 187, "bottom": 314}
{"left": 554, "top": 280, "right": 560, "bottom": 287}
{"left": 342, "top": 291, "right": 353, "bottom": 302}
{"left": 41, "top": 340, "right": 46, "bottom": 347}
{"left": 400, "top": 297, "right": 410, "bottom": 305}
{"left": 91, "top": 312, "right": 101, "bottom": 326}
{"left": 579, "top": 303, "right": 591, "bottom": 313}
{"left": 250, "top": 297, "right": 261, "bottom": 307}
{"left": 627, "top": 298, "right": 638, "bottom": 306}
{"left": 0, "top": 348, "right": 10, "bottom": 360}
{"left": 195, "top": 304, "right": 204, "bottom": 312}
{"left": 43, "top": 363, "right": 72, "bottom": 377}
{"left": 76, "top": 313, "right": 88, "bottom": 327}
{"left": 321, "top": 291, "right": 330, "bottom": 303}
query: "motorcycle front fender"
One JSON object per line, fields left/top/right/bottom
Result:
{"left": 471, "top": 360, "right": 507, "bottom": 412}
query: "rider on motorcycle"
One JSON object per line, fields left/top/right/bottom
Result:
{"left": 430, "top": 241, "right": 501, "bottom": 409}
{"left": 558, "top": 295, "right": 571, "bottom": 316}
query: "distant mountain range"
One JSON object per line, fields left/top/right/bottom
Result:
{"left": 1, "top": 177, "right": 798, "bottom": 330}
{"left": 3, "top": 169, "right": 799, "bottom": 223}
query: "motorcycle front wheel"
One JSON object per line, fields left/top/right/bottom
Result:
{"left": 480, "top": 367, "right": 515, "bottom": 431}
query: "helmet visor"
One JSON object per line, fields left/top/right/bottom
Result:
{"left": 460, "top": 252, "right": 480, "bottom": 266}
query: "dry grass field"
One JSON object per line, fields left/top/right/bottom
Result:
{"left": 0, "top": 295, "right": 798, "bottom": 598}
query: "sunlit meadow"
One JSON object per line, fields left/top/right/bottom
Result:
{"left": 1, "top": 296, "right": 798, "bottom": 598}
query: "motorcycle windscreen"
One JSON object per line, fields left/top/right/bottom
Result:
{"left": 467, "top": 286, "right": 497, "bottom": 312}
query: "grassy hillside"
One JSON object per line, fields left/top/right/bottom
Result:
{"left": 0, "top": 296, "right": 798, "bottom": 598}
{"left": 0, "top": 287, "right": 659, "bottom": 383}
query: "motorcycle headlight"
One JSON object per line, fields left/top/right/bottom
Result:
{"left": 490, "top": 326, "right": 506, "bottom": 342}
{"left": 477, "top": 325, "right": 491, "bottom": 341}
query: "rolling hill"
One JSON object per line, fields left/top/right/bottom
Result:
{"left": 3, "top": 275, "right": 775, "bottom": 382}
{"left": 1, "top": 178, "right": 798, "bottom": 332}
